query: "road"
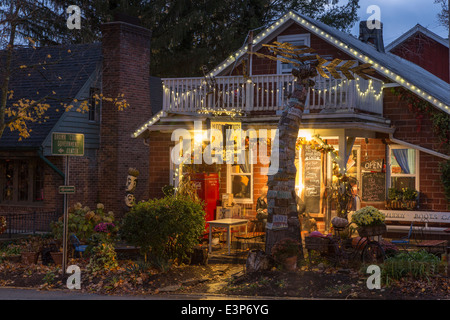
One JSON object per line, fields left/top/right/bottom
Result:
{"left": 0, "top": 287, "right": 278, "bottom": 300}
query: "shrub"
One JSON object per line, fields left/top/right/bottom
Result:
{"left": 120, "top": 195, "right": 205, "bottom": 267}
{"left": 271, "top": 238, "right": 300, "bottom": 263}
{"left": 51, "top": 203, "right": 115, "bottom": 242}
{"left": 88, "top": 242, "right": 118, "bottom": 272}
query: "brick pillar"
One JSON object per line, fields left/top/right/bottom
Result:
{"left": 99, "top": 18, "right": 152, "bottom": 217}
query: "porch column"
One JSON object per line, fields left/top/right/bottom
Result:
{"left": 337, "top": 132, "right": 355, "bottom": 175}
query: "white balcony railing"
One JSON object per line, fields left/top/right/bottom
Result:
{"left": 162, "top": 74, "right": 383, "bottom": 116}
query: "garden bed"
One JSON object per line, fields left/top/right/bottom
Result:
{"left": 0, "top": 255, "right": 450, "bottom": 299}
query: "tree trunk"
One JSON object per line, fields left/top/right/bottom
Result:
{"left": 265, "top": 69, "right": 316, "bottom": 257}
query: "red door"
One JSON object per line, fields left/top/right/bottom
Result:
{"left": 190, "top": 173, "right": 220, "bottom": 229}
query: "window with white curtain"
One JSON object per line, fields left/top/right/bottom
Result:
{"left": 388, "top": 146, "right": 419, "bottom": 191}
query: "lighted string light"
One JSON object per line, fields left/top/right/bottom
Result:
{"left": 132, "top": 110, "right": 165, "bottom": 138}
{"left": 207, "top": 10, "right": 449, "bottom": 114}
{"left": 139, "top": 10, "right": 448, "bottom": 140}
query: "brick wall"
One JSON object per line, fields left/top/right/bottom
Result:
{"left": 390, "top": 33, "right": 449, "bottom": 83}
{"left": 99, "top": 20, "right": 152, "bottom": 217}
{"left": 384, "top": 88, "right": 449, "bottom": 211}
{"left": 148, "top": 131, "right": 175, "bottom": 199}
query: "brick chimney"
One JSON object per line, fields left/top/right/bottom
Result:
{"left": 359, "top": 21, "right": 385, "bottom": 53}
{"left": 98, "top": 16, "right": 152, "bottom": 216}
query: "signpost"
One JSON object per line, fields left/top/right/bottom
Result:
{"left": 52, "top": 132, "right": 84, "bottom": 274}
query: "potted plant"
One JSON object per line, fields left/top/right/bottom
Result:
{"left": 50, "top": 249, "right": 63, "bottom": 265}
{"left": 21, "top": 241, "right": 40, "bottom": 264}
{"left": 386, "top": 188, "right": 418, "bottom": 210}
{"left": 271, "top": 238, "right": 300, "bottom": 271}
{"left": 401, "top": 187, "right": 418, "bottom": 210}
{"left": 351, "top": 206, "right": 386, "bottom": 237}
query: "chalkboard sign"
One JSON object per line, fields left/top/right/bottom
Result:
{"left": 304, "top": 148, "right": 321, "bottom": 213}
{"left": 362, "top": 172, "right": 386, "bottom": 202}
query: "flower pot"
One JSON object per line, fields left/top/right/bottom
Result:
{"left": 357, "top": 224, "right": 387, "bottom": 237}
{"left": 21, "top": 252, "right": 39, "bottom": 264}
{"left": 50, "top": 252, "right": 63, "bottom": 265}
{"left": 4, "top": 254, "right": 21, "bottom": 263}
{"left": 283, "top": 256, "right": 297, "bottom": 272}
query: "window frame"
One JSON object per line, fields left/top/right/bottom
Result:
{"left": 0, "top": 158, "right": 45, "bottom": 206}
{"left": 387, "top": 145, "right": 420, "bottom": 192}
{"left": 276, "top": 33, "right": 311, "bottom": 75}
{"left": 88, "top": 87, "right": 101, "bottom": 122}
{"left": 226, "top": 149, "right": 254, "bottom": 204}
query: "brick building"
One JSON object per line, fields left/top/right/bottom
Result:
{"left": 134, "top": 11, "right": 450, "bottom": 237}
{"left": 386, "top": 24, "right": 449, "bottom": 83}
{"left": 0, "top": 16, "right": 153, "bottom": 222}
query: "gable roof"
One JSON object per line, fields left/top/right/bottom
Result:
{"left": 0, "top": 42, "right": 102, "bottom": 149}
{"left": 208, "top": 11, "right": 450, "bottom": 115}
{"left": 385, "top": 24, "right": 449, "bottom": 52}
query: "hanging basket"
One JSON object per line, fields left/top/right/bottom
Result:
{"left": 357, "top": 224, "right": 387, "bottom": 237}
{"left": 305, "top": 236, "right": 330, "bottom": 252}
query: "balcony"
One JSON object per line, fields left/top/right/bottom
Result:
{"left": 162, "top": 74, "right": 384, "bottom": 116}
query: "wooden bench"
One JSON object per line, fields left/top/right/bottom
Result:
{"left": 415, "top": 240, "right": 448, "bottom": 254}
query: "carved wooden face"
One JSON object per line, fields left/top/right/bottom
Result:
{"left": 125, "top": 193, "right": 136, "bottom": 207}
{"left": 126, "top": 175, "right": 137, "bottom": 192}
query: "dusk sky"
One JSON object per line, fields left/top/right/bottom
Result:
{"left": 347, "top": 0, "right": 449, "bottom": 45}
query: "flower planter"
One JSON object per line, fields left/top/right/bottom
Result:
{"left": 357, "top": 224, "right": 387, "bottom": 237}
{"left": 283, "top": 256, "right": 298, "bottom": 271}
{"left": 305, "top": 236, "right": 329, "bottom": 252}
{"left": 385, "top": 200, "right": 417, "bottom": 210}
{"left": 4, "top": 254, "right": 21, "bottom": 263}
{"left": 50, "top": 252, "right": 63, "bottom": 265}
{"left": 21, "top": 252, "right": 39, "bottom": 264}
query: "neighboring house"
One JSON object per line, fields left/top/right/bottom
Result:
{"left": 386, "top": 24, "right": 449, "bottom": 83}
{"left": 0, "top": 16, "right": 153, "bottom": 220}
{"left": 133, "top": 11, "right": 450, "bottom": 237}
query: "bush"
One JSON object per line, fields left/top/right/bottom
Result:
{"left": 271, "top": 238, "right": 300, "bottom": 262}
{"left": 51, "top": 203, "right": 115, "bottom": 242}
{"left": 382, "top": 250, "right": 441, "bottom": 285}
{"left": 120, "top": 195, "right": 205, "bottom": 267}
{"left": 88, "top": 242, "right": 118, "bottom": 272}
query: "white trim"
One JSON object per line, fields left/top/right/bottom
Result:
{"left": 389, "top": 134, "right": 450, "bottom": 161}
{"left": 387, "top": 145, "right": 420, "bottom": 192}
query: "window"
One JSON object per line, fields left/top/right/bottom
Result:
{"left": 388, "top": 146, "right": 419, "bottom": 191}
{"left": 227, "top": 151, "right": 253, "bottom": 203}
{"left": 88, "top": 87, "right": 101, "bottom": 122}
{"left": 276, "top": 34, "right": 311, "bottom": 74}
{"left": 0, "top": 159, "right": 44, "bottom": 204}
